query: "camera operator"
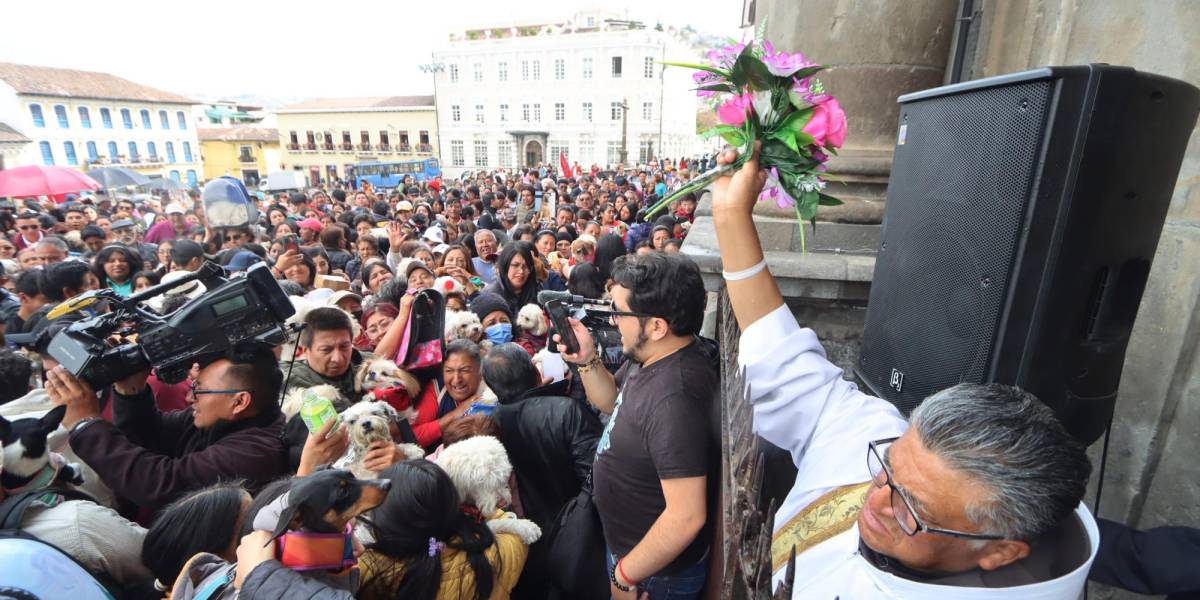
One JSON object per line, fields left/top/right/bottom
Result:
{"left": 555, "top": 252, "right": 719, "bottom": 600}
{"left": 45, "top": 342, "right": 289, "bottom": 511}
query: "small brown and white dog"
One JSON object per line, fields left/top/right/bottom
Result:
{"left": 354, "top": 359, "right": 420, "bottom": 403}
{"left": 515, "top": 304, "right": 549, "bottom": 338}
{"left": 433, "top": 435, "right": 541, "bottom": 544}
{"left": 335, "top": 401, "right": 424, "bottom": 478}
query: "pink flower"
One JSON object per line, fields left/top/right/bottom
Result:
{"left": 802, "top": 98, "right": 848, "bottom": 149}
{"left": 761, "top": 41, "right": 815, "bottom": 77}
{"left": 717, "top": 93, "right": 753, "bottom": 127}
{"left": 758, "top": 168, "right": 796, "bottom": 208}
{"left": 790, "top": 77, "right": 830, "bottom": 107}
{"left": 693, "top": 70, "right": 720, "bottom": 98}
{"left": 706, "top": 42, "right": 745, "bottom": 69}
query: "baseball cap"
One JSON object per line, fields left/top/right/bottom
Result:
{"left": 170, "top": 239, "right": 209, "bottom": 265}
{"left": 403, "top": 259, "right": 435, "bottom": 280}
{"left": 110, "top": 218, "right": 136, "bottom": 230}
{"left": 422, "top": 227, "right": 445, "bottom": 244}
{"left": 297, "top": 218, "right": 324, "bottom": 232}
{"left": 165, "top": 203, "right": 185, "bottom": 215}
{"left": 225, "top": 250, "right": 263, "bottom": 272}
{"left": 396, "top": 200, "right": 414, "bottom": 212}
{"left": 327, "top": 290, "right": 363, "bottom": 308}
{"left": 433, "top": 243, "right": 450, "bottom": 255}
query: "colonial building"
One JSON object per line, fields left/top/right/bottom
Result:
{"left": 432, "top": 9, "right": 703, "bottom": 177}
{"left": 0, "top": 62, "right": 203, "bottom": 186}
{"left": 0, "top": 122, "right": 30, "bottom": 171}
{"left": 275, "top": 96, "right": 438, "bottom": 187}
{"left": 197, "top": 127, "right": 280, "bottom": 188}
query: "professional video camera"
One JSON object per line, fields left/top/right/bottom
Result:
{"left": 537, "top": 290, "right": 625, "bottom": 370}
{"left": 46, "top": 262, "right": 295, "bottom": 389}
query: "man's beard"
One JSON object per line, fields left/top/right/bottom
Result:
{"left": 621, "top": 326, "right": 650, "bottom": 364}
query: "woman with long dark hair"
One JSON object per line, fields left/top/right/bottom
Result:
{"left": 141, "top": 483, "right": 251, "bottom": 595}
{"left": 358, "top": 460, "right": 527, "bottom": 600}
{"left": 480, "top": 242, "right": 541, "bottom": 316}
{"left": 92, "top": 244, "right": 144, "bottom": 296}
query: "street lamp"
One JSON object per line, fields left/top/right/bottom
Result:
{"left": 419, "top": 59, "right": 446, "bottom": 161}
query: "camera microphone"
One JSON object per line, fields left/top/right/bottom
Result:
{"left": 537, "top": 290, "right": 608, "bottom": 307}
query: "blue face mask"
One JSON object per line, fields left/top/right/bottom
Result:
{"left": 485, "top": 323, "right": 513, "bottom": 345}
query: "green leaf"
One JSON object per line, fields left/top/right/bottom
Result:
{"left": 788, "top": 65, "right": 825, "bottom": 81}
{"left": 769, "top": 128, "right": 800, "bottom": 154}
{"left": 777, "top": 109, "right": 814, "bottom": 135}
{"left": 818, "top": 192, "right": 843, "bottom": 206}
{"left": 798, "top": 190, "right": 820, "bottom": 221}
{"left": 660, "top": 61, "right": 729, "bottom": 78}
{"left": 734, "top": 46, "right": 774, "bottom": 90}
{"left": 692, "top": 83, "right": 735, "bottom": 94}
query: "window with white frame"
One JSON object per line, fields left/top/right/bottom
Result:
{"left": 498, "top": 140, "right": 513, "bottom": 167}
{"left": 452, "top": 104, "right": 461, "bottom": 122}
{"left": 475, "top": 104, "right": 484, "bottom": 123}
{"left": 521, "top": 61, "right": 529, "bottom": 80}
{"left": 532, "top": 103, "right": 542, "bottom": 122}
{"left": 473, "top": 63, "right": 483, "bottom": 82}
{"left": 607, "top": 141, "right": 622, "bottom": 165}
{"left": 639, "top": 140, "right": 653, "bottom": 163}
{"left": 554, "top": 58, "right": 565, "bottom": 80}
{"left": 611, "top": 102, "right": 623, "bottom": 121}
{"left": 582, "top": 102, "right": 593, "bottom": 122}
{"left": 582, "top": 57, "right": 593, "bottom": 79}
{"left": 532, "top": 60, "right": 541, "bottom": 80}
{"left": 498, "top": 62, "right": 508, "bottom": 81}
{"left": 643, "top": 101, "right": 653, "bottom": 121}
{"left": 644, "top": 56, "right": 655, "bottom": 78}
{"left": 611, "top": 56, "right": 622, "bottom": 78}
{"left": 499, "top": 103, "right": 509, "bottom": 122}
{"left": 554, "top": 102, "right": 565, "bottom": 121}
{"left": 449, "top": 64, "right": 459, "bottom": 83}
{"left": 578, "top": 139, "right": 594, "bottom": 164}
{"left": 549, "top": 142, "right": 569, "bottom": 163}
{"left": 522, "top": 103, "right": 530, "bottom": 122}
{"left": 451, "top": 140, "right": 464, "bottom": 166}
{"left": 474, "top": 139, "right": 488, "bottom": 166}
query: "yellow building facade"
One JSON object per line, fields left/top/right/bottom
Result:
{"left": 275, "top": 96, "right": 438, "bottom": 186}
{"left": 197, "top": 127, "right": 279, "bottom": 188}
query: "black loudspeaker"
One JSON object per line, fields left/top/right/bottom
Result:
{"left": 855, "top": 65, "right": 1199, "bottom": 444}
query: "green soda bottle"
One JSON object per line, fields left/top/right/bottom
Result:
{"left": 299, "top": 389, "right": 340, "bottom": 435}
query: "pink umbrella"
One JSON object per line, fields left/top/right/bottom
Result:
{"left": 0, "top": 165, "right": 102, "bottom": 199}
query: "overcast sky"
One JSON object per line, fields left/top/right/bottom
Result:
{"left": 1, "top": 0, "right": 747, "bottom": 103}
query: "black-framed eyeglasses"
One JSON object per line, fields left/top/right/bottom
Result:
{"left": 189, "top": 380, "right": 247, "bottom": 397}
{"left": 866, "top": 437, "right": 1004, "bottom": 541}
{"left": 603, "top": 309, "right": 653, "bottom": 326}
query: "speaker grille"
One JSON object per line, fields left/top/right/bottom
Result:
{"left": 860, "top": 80, "right": 1052, "bottom": 414}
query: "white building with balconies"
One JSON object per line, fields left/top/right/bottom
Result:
{"left": 432, "top": 10, "right": 704, "bottom": 177}
{"left": 0, "top": 62, "right": 203, "bottom": 187}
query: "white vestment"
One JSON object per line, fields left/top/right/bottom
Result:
{"left": 738, "top": 305, "right": 1098, "bottom": 600}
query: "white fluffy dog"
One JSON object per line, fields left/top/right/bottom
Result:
{"left": 433, "top": 436, "right": 541, "bottom": 544}
{"left": 354, "top": 359, "right": 420, "bottom": 404}
{"left": 444, "top": 309, "right": 485, "bottom": 344}
{"left": 335, "top": 401, "right": 425, "bottom": 478}
{"left": 515, "top": 304, "right": 548, "bottom": 337}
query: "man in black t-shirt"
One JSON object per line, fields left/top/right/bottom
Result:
{"left": 556, "top": 252, "right": 718, "bottom": 600}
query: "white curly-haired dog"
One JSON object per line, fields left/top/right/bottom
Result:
{"left": 280, "top": 384, "right": 344, "bottom": 421}
{"left": 335, "top": 400, "right": 425, "bottom": 478}
{"left": 444, "top": 309, "right": 484, "bottom": 344}
{"left": 354, "top": 359, "right": 420, "bottom": 404}
{"left": 515, "top": 303, "right": 548, "bottom": 338}
{"left": 433, "top": 436, "right": 541, "bottom": 544}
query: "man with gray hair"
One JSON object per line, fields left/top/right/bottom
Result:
{"left": 472, "top": 228, "right": 498, "bottom": 284}
{"left": 34, "top": 236, "right": 69, "bottom": 265}
{"left": 711, "top": 150, "right": 1097, "bottom": 598}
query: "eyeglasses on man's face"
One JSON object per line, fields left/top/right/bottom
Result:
{"left": 189, "top": 379, "right": 247, "bottom": 397}
{"left": 866, "top": 437, "right": 1005, "bottom": 541}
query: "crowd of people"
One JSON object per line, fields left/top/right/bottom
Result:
{"left": 0, "top": 162, "right": 717, "bottom": 600}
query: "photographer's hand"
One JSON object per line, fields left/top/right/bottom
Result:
{"left": 45, "top": 367, "right": 101, "bottom": 430}
{"left": 554, "top": 317, "right": 595, "bottom": 365}
{"left": 112, "top": 369, "right": 152, "bottom": 397}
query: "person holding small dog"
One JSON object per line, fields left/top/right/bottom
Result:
{"left": 46, "top": 341, "right": 289, "bottom": 511}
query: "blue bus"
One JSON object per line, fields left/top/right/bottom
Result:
{"left": 352, "top": 158, "right": 441, "bottom": 189}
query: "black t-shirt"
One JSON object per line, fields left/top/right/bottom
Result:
{"left": 592, "top": 338, "right": 718, "bottom": 575}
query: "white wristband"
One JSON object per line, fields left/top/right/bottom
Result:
{"left": 722, "top": 259, "right": 767, "bottom": 281}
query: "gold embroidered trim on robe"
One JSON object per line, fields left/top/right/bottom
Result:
{"left": 771, "top": 481, "right": 872, "bottom": 572}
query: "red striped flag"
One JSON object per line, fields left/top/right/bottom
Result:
{"left": 559, "top": 152, "right": 571, "bottom": 179}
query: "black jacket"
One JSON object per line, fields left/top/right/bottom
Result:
{"left": 494, "top": 381, "right": 601, "bottom": 530}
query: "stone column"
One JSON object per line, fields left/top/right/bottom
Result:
{"left": 753, "top": 0, "right": 959, "bottom": 224}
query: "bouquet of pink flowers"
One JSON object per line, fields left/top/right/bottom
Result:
{"left": 644, "top": 36, "right": 848, "bottom": 252}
